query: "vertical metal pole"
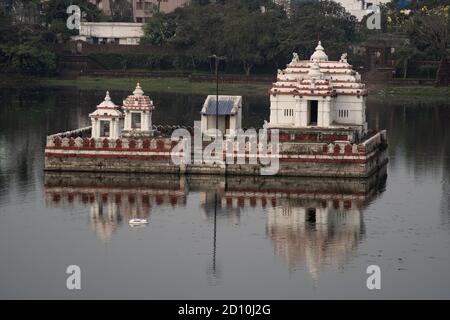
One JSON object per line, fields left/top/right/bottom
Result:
{"left": 216, "top": 57, "right": 219, "bottom": 142}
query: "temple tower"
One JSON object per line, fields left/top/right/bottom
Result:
{"left": 267, "top": 41, "right": 368, "bottom": 138}
{"left": 122, "top": 83, "right": 155, "bottom": 137}
{"left": 89, "top": 91, "right": 123, "bottom": 139}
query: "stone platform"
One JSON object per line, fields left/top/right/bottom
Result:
{"left": 44, "top": 126, "right": 388, "bottom": 178}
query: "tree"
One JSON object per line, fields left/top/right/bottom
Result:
{"left": 110, "top": 0, "right": 133, "bottom": 22}
{"left": 395, "top": 42, "right": 417, "bottom": 79}
{"left": 1, "top": 43, "right": 56, "bottom": 74}
{"left": 141, "top": 11, "right": 177, "bottom": 46}
{"left": 0, "top": 1, "right": 56, "bottom": 74}
{"left": 278, "top": 0, "right": 358, "bottom": 62}
{"left": 171, "top": 2, "right": 226, "bottom": 71}
{"left": 223, "top": 3, "right": 284, "bottom": 76}
{"left": 44, "top": 0, "right": 103, "bottom": 28}
{"left": 403, "top": 5, "right": 449, "bottom": 86}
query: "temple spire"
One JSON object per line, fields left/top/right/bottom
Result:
{"left": 133, "top": 83, "right": 144, "bottom": 96}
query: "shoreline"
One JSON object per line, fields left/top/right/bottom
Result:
{"left": 0, "top": 75, "right": 449, "bottom": 103}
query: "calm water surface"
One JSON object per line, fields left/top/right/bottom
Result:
{"left": 0, "top": 87, "right": 450, "bottom": 299}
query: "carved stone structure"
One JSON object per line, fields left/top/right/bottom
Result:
{"left": 89, "top": 91, "right": 123, "bottom": 139}
{"left": 268, "top": 41, "right": 367, "bottom": 139}
{"left": 122, "top": 83, "right": 155, "bottom": 138}
{"left": 44, "top": 43, "right": 388, "bottom": 178}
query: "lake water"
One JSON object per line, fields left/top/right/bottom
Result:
{"left": 0, "top": 87, "right": 450, "bottom": 299}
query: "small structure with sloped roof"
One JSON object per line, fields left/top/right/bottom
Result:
{"left": 200, "top": 95, "right": 242, "bottom": 135}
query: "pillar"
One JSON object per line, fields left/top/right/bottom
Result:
{"left": 294, "top": 97, "right": 302, "bottom": 127}
{"left": 322, "top": 97, "right": 332, "bottom": 127}
{"left": 91, "top": 118, "right": 99, "bottom": 138}
{"left": 299, "top": 99, "right": 308, "bottom": 127}
{"left": 124, "top": 111, "right": 131, "bottom": 131}
{"left": 269, "top": 96, "right": 279, "bottom": 125}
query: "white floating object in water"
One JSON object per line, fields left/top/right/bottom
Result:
{"left": 129, "top": 219, "right": 149, "bottom": 226}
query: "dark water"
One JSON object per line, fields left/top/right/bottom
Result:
{"left": 0, "top": 87, "right": 450, "bottom": 299}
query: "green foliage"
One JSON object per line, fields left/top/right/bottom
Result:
{"left": 0, "top": 43, "right": 56, "bottom": 74}
{"left": 43, "top": 0, "right": 104, "bottom": 40}
{"left": 44, "top": 0, "right": 104, "bottom": 25}
{"left": 280, "top": 0, "right": 357, "bottom": 60}
{"left": 141, "top": 12, "right": 177, "bottom": 46}
{"left": 223, "top": 4, "right": 284, "bottom": 75}
{"left": 386, "top": 3, "right": 449, "bottom": 84}
{"left": 162, "top": 0, "right": 357, "bottom": 75}
{"left": 110, "top": 0, "right": 133, "bottom": 22}
{"left": 0, "top": 5, "right": 56, "bottom": 75}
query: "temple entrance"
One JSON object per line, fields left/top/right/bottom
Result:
{"left": 225, "top": 116, "right": 230, "bottom": 132}
{"left": 131, "top": 112, "right": 141, "bottom": 129}
{"left": 309, "top": 100, "right": 318, "bottom": 125}
{"left": 100, "top": 120, "right": 110, "bottom": 137}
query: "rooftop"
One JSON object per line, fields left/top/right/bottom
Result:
{"left": 201, "top": 95, "right": 242, "bottom": 116}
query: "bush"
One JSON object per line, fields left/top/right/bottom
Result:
{"left": 0, "top": 43, "right": 56, "bottom": 75}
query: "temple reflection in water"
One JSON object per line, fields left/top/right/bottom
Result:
{"left": 44, "top": 169, "right": 386, "bottom": 278}
{"left": 44, "top": 173, "right": 186, "bottom": 241}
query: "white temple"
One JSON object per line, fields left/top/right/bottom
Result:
{"left": 267, "top": 41, "right": 368, "bottom": 135}
{"left": 89, "top": 83, "right": 155, "bottom": 139}
{"left": 122, "top": 83, "right": 155, "bottom": 137}
{"left": 89, "top": 91, "right": 123, "bottom": 139}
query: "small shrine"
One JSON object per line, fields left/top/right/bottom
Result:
{"left": 267, "top": 41, "right": 368, "bottom": 137}
{"left": 122, "top": 83, "right": 155, "bottom": 137}
{"left": 89, "top": 91, "right": 123, "bottom": 139}
{"left": 200, "top": 95, "right": 242, "bottom": 135}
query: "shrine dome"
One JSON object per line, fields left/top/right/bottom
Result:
{"left": 89, "top": 91, "right": 123, "bottom": 117}
{"left": 310, "top": 41, "right": 328, "bottom": 62}
{"left": 122, "top": 83, "right": 155, "bottom": 111}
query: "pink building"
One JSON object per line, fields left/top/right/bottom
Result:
{"left": 132, "top": 0, "right": 190, "bottom": 22}
{"left": 90, "top": 0, "right": 190, "bottom": 23}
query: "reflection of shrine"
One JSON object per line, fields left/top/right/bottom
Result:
{"left": 44, "top": 173, "right": 186, "bottom": 242}
{"left": 208, "top": 169, "right": 386, "bottom": 281}
{"left": 266, "top": 196, "right": 364, "bottom": 281}
{"left": 44, "top": 168, "right": 386, "bottom": 279}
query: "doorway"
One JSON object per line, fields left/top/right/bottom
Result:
{"left": 309, "top": 100, "right": 318, "bottom": 125}
{"left": 225, "top": 116, "right": 230, "bottom": 132}
{"left": 131, "top": 112, "right": 141, "bottom": 129}
{"left": 100, "top": 120, "right": 110, "bottom": 137}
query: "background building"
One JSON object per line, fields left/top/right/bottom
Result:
{"left": 89, "top": 0, "right": 190, "bottom": 23}
{"left": 74, "top": 21, "right": 144, "bottom": 44}
{"left": 333, "top": 0, "right": 390, "bottom": 21}
{"left": 132, "top": 0, "right": 190, "bottom": 22}
{"left": 276, "top": 0, "right": 390, "bottom": 21}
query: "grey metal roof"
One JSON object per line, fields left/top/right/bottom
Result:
{"left": 204, "top": 99, "right": 235, "bottom": 116}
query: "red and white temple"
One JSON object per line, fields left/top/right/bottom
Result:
{"left": 268, "top": 41, "right": 368, "bottom": 138}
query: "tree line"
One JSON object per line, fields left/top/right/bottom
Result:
{"left": 142, "top": 0, "right": 359, "bottom": 75}
{"left": 0, "top": 0, "right": 448, "bottom": 85}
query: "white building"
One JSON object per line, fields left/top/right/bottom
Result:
{"left": 74, "top": 22, "right": 144, "bottom": 45}
{"left": 90, "top": 91, "right": 124, "bottom": 139}
{"left": 330, "top": 0, "right": 389, "bottom": 21}
{"left": 122, "top": 83, "right": 155, "bottom": 137}
{"left": 267, "top": 41, "right": 368, "bottom": 135}
{"left": 275, "top": 1, "right": 389, "bottom": 21}
{"left": 200, "top": 95, "right": 242, "bottom": 135}
{"left": 89, "top": 84, "right": 155, "bottom": 139}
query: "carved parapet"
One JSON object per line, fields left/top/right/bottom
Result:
{"left": 46, "top": 136, "right": 55, "bottom": 147}
{"left": 362, "top": 132, "right": 383, "bottom": 154}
